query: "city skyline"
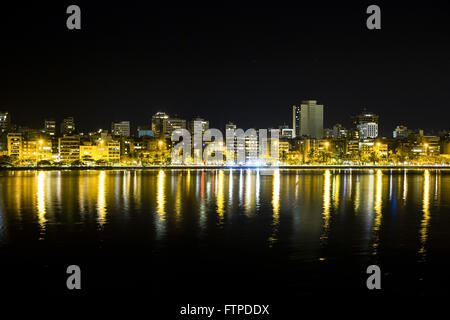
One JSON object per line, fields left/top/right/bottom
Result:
{"left": 1, "top": 104, "right": 447, "bottom": 139}
{"left": 3, "top": 2, "right": 450, "bottom": 303}
{"left": 2, "top": 3, "right": 450, "bottom": 136}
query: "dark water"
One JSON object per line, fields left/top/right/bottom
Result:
{"left": 1, "top": 168, "right": 450, "bottom": 299}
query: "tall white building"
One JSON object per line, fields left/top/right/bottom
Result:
{"left": 111, "top": 121, "right": 130, "bottom": 137}
{"left": 189, "top": 117, "right": 209, "bottom": 163}
{"left": 189, "top": 117, "right": 209, "bottom": 134}
{"left": 357, "top": 122, "right": 378, "bottom": 139}
{"left": 300, "top": 100, "right": 323, "bottom": 139}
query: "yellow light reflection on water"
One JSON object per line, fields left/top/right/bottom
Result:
{"left": 186, "top": 169, "right": 191, "bottom": 193}
{"left": 175, "top": 171, "right": 182, "bottom": 224}
{"left": 155, "top": 169, "right": 167, "bottom": 239}
{"left": 216, "top": 170, "right": 225, "bottom": 224}
{"left": 228, "top": 169, "right": 233, "bottom": 205}
{"left": 403, "top": 169, "right": 408, "bottom": 200}
{"left": 37, "top": 171, "right": 47, "bottom": 240}
{"left": 320, "top": 169, "right": 331, "bottom": 244}
{"left": 333, "top": 173, "right": 340, "bottom": 210}
{"left": 354, "top": 175, "right": 360, "bottom": 213}
{"left": 97, "top": 170, "right": 106, "bottom": 226}
{"left": 372, "top": 169, "right": 383, "bottom": 255}
{"left": 268, "top": 169, "right": 280, "bottom": 247}
{"left": 419, "top": 169, "right": 431, "bottom": 259}
{"left": 244, "top": 169, "right": 254, "bottom": 215}
{"left": 156, "top": 169, "right": 166, "bottom": 218}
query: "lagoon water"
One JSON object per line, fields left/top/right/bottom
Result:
{"left": 1, "top": 168, "right": 450, "bottom": 296}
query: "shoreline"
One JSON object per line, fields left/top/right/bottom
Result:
{"left": 1, "top": 165, "right": 450, "bottom": 171}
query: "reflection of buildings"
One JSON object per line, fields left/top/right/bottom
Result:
{"left": 1, "top": 168, "right": 449, "bottom": 264}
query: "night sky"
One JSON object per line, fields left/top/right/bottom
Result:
{"left": 1, "top": 1, "right": 450, "bottom": 136}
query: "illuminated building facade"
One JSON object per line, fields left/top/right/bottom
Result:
{"left": 163, "top": 118, "right": 187, "bottom": 137}
{"left": 80, "top": 140, "right": 120, "bottom": 163}
{"left": 61, "top": 117, "right": 76, "bottom": 135}
{"left": 7, "top": 133, "right": 22, "bottom": 158}
{"left": 58, "top": 135, "right": 80, "bottom": 162}
{"left": 0, "top": 111, "right": 11, "bottom": 133}
{"left": 111, "top": 121, "right": 131, "bottom": 137}
{"left": 351, "top": 110, "right": 379, "bottom": 139}
{"left": 292, "top": 105, "right": 301, "bottom": 138}
{"left": 299, "top": 100, "right": 324, "bottom": 139}
{"left": 22, "top": 139, "right": 53, "bottom": 162}
{"left": 393, "top": 125, "right": 409, "bottom": 139}
{"left": 357, "top": 122, "right": 378, "bottom": 139}
{"left": 152, "top": 112, "right": 169, "bottom": 137}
